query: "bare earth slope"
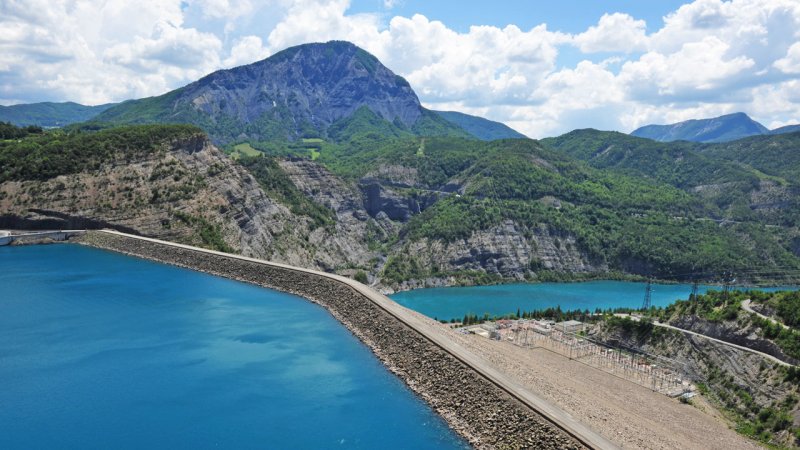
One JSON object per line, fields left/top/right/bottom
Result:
{"left": 406, "top": 310, "right": 759, "bottom": 450}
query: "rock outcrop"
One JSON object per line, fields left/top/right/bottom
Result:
{"left": 395, "top": 221, "right": 605, "bottom": 289}
{"left": 0, "top": 135, "right": 375, "bottom": 272}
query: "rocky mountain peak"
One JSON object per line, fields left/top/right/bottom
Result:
{"left": 96, "top": 41, "right": 426, "bottom": 143}
{"left": 192, "top": 41, "right": 423, "bottom": 128}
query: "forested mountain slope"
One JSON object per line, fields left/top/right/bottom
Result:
{"left": 542, "top": 129, "right": 800, "bottom": 227}
{"left": 0, "top": 102, "right": 116, "bottom": 127}
{"left": 3, "top": 122, "right": 799, "bottom": 289}
{"left": 433, "top": 110, "right": 527, "bottom": 140}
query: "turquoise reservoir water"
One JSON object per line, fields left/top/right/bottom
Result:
{"left": 390, "top": 281, "right": 797, "bottom": 321}
{"left": 0, "top": 244, "right": 465, "bottom": 449}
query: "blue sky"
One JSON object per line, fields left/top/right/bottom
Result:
{"left": 350, "top": 0, "right": 689, "bottom": 33}
{"left": 2, "top": 0, "right": 800, "bottom": 137}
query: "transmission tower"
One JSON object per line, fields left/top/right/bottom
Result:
{"left": 690, "top": 280, "right": 699, "bottom": 301}
{"left": 721, "top": 271, "right": 735, "bottom": 299}
{"left": 642, "top": 279, "right": 653, "bottom": 311}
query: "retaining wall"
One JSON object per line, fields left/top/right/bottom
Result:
{"left": 78, "top": 230, "right": 603, "bottom": 449}
{"left": 0, "top": 230, "right": 85, "bottom": 246}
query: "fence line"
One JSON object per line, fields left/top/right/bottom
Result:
{"left": 498, "top": 321, "right": 691, "bottom": 396}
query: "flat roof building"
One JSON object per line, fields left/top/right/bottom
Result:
{"left": 557, "top": 320, "right": 584, "bottom": 333}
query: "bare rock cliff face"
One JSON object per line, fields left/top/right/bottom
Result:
{"left": 276, "top": 158, "right": 378, "bottom": 271}
{"left": 0, "top": 136, "right": 357, "bottom": 271}
{"left": 0, "top": 136, "right": 289, "bottom": 257}
{"left": 668, "top": 316, "right": 798, "bottom": 365}
{"left": 261, "top": 158, "right": 610, "bottom": 288}
{"left": 395, "top": 221, "right": 605, "bottom": 289}
{"left": 1, "top": 136, "right": 610, "bottom": 287}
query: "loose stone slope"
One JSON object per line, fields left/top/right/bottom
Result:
{"left": 79, "top": 231, "right": 587, "bottom": 450}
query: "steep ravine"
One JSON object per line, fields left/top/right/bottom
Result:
{"left": 277, "top": 157, "right": 607, "bottom": 291}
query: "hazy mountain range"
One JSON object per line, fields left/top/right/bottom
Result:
{"left": 0, "top": 102, "right": 116, "bottom": 128}
{"left": 631, "top": 112, "right": 799, "bottom": 143}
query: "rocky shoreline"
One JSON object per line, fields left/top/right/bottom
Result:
{"left": 77, "top": 231, "right": 586, "bottom": 450}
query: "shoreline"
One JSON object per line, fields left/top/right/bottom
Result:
{"left": 385, "top": 275, "right": 799, "bottom": 296}
{"left": 74, "top": 230, "right": 611, "bottom": 450}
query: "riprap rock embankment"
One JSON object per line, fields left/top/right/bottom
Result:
{"left": 79, "top": 230, "right": 588, "bottom": 450}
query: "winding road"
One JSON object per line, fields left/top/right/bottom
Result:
{"left": 741, "top": 299, "right": 789, "bottom": 330}
{"left": 652, "top": 321, "right": 794, "bottom": 368}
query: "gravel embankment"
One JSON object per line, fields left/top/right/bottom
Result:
{"left": 405, "top": 309, "right": 760, "bottom": 450}
{"left": 78, "top": 231, "right": 586, "bottom": 450}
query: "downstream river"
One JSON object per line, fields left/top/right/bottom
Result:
{"left": 390, "top": 280, "right": 797, "bottom": 321}
{"left": 0, "top": 245, "right": 466, "bottom": 449}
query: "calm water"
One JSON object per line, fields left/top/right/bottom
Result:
{"left": 0, "top": 244, "right": 466, "bottom": 449}
{"left": 391, "top": 280, "right": 797, "bottom": 321}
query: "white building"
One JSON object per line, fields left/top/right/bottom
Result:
{"left": 557, "top": 320, "right": 584, "bottom": 333}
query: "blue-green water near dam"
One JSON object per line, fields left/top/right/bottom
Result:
{"left": 0, "top": 244, "right": 466, "bottom": 449}
{"left": 390, "top": 280, "right": 798, "bottom": 321}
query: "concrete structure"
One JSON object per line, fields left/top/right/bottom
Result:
{"left": 558, "top": 320, "right": 585, "bottom": 334}
{"left": 531, "top": 321, "right": 553, "bottom": 335}
{"left": 0, "top": 230, "right": 85, "bottom": 246}
{"left": 467, "top": 327, "right": 491, "bottom": 339}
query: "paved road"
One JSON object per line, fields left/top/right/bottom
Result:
{"left": 652, "top": 321, "right": 794, "bottom": 367}
{"left": 96, "top": 229, "right": 618, "bottom": 450}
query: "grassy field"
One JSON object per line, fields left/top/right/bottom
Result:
{"left": 230, "top": 143, "right": 262, "bottom": 160}
{"left": 301, "top": 138, "right": 323, "bottom": 160}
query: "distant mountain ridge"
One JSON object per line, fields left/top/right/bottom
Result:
{"left": 92, "top": 41, "right": 526, "bottom": 143}
{"left": 770, "top": 124, "right": 800, "bottom": 135}
{"left": 433, "top": 110, "right": 527, "bottom": 140}
{"left": 631, "top": 112, "right": 800, "bottom": 143}
{"left": 631, "top": 112, "right": 769, "bottom": 143}
{"left": 0, "top": 102, "right": 116, "bottom": 127}
{"left": 0, "top": 42, "right": 526, "bottom": 142}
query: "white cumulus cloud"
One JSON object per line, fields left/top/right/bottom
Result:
{"left": 774, "top": 42, "right": 800, "bottom": 74}
{"left": 2, "top": 0, "right": 800, "bottom": 137}
{"left": 223, "top": 35, "right": 271, "bottom": 68}
{"left": 572, "top": 13, "right": 648, "bottom": 53}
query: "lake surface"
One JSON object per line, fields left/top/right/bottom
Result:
{"left": 0, "top": 244, "right": 466, "bottom": 449}
{"left": 390, "top": 280, "right": 797, "bottom": 321}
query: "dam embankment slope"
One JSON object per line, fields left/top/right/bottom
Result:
{"left": 78, "top": 229, "right": 614, "bottom": 450}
